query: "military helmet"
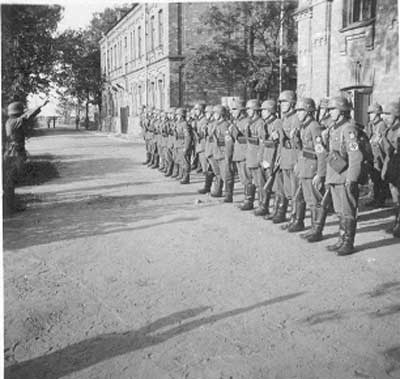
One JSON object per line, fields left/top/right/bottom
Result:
{"left": 295, "top": 97, "right": 316, "bottom": 112}
{"left": 319, "top": 98, "right": 330, "bottom": 109}
{"left": 193, "top": 103, "right": 205, "bottom": 111}
{"left": 213, "top": 104, "right": 227, "bottom": 116}
{"left": 327, "top": 96, "right": 352, "bottom": 112}
{"left": 278, "top": 90, "right": 296, "bottom": 104}
{"left": 261, "top": 99, "right": 277, "bottom": 112}
{"left": 231, "top": 99, "right": 246, "bottom": 110}
{"left": 169, "top": 107, "right": 176, "bottom": 113}
{"left": 384, "top": 101, "right": 400, "bottom": 117}
{"left": 7, "top": 101, "right": 24, "bottom": 116}
{"left": 176, "top": 108, "right": 186, "bottom": 116}
{"left": 205, "top": 105, "right": 214, "bottom": 113}
{"left": 368, "top": 102, "right": 383, "bottom": 114}
{"left": 246, "top": 99, "right": 260, "bottom": 110}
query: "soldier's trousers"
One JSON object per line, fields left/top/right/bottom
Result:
{"left": 282, "top": 168, "right": 299, "bottom": 200}
{"left": 330, "top": 183, "right": 359, "bottom": 220}
{"left": 215, "top": 158, "right": 226, "bottom": 181}
{"left": 225, "top": 156, "right": 234, "bottom": 183}
{"left": 247, "top": 166, "right": 265, "bottom": 200}
{"left": 272, "top": 170, "right": 285, "bottom": 198}
{"left": 301, "top": 178, "right": 323, "bottom": 208}
{"left": 236, "top": 161, "right": 250, "bottom": 186}
{"left": 198, "top": 151, "right": 208, "bottom": 173}
{"left": 208, "top": 156, "right": 221, "bottom": 177}
{"left": 183, "top": 148, "right": 191, "bottom": 173}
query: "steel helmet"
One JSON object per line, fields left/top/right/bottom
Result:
{"left": 261, "top": 99, "right": 277, "bottom": 112}
{"left": 328, "top": 96, "right": 352, "bottom": 112}
{"left": 213, "top": 104, "right": 227, "bottom": 116}
{"left": 278, "top": 90, "right": 296, "bottom": 104}
{"left": 231, "top": 99, "right": 246, "bottom": 110}
{"left": 176, "top": 108, "right": 186, "bottom": 116}
{"left": 295, "top": 97, "right": 316, "bottom": 112}
{"left": 193, "top": 103, "right": 205, "bottom": 111}
{"left": 368, "top": 102, "right": 383, "bottom": 114}
{"left": 205, "top": 105, "right": 214, "bottom": 113}
{"left": 319, "top": 98, "right": 330, "bottom": 109}
{"left": 246, "top": 99, "right": 260, "bottom": 110}
{"left": 7, "top": 101, "right": 24, "bottom": 116}
{"left": 384, "top": 102, "right": 400, "bottom": 117}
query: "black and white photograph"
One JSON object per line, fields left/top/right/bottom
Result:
{"left": 2, "top": 0, "right": 400, "bottom": 378}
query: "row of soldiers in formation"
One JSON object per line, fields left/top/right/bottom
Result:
{"left": 140, "top": 90, "right": 400, "bottom": 255}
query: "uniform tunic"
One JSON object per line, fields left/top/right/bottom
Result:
{"left": 231, "top": 116, "right": 250, "bottom": 186}
{"left": 212, "top": 119, "right": 230, "bottom": 181}
{"left": 382, "top": 120, "right": 400, "bottom": 192}
{"left": 195, "top": 116, "right": 209, "bottom": 172}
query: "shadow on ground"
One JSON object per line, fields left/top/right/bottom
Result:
{"left": 5, "top": 292, "right": 304, "bottom": 379}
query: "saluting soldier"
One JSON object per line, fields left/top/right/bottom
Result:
{"left": 259, "top": 99, "right": 283, "bottom": 218}
{"left": 366, "top": 102, "right": 389, "bottom": 207}
{"left": 240, "top": 99, "right": 264, "bottom": 211}
{"left": 325, "top": 96, "right": 364, "bottom": 255}
{"left": 273, "top": 90, "right": 301, "bottom": 225}
{"left": 210, "top": 105, "right": 230, "bottom": 197}
{"left": 382, "top": 101, "right": 400, "bottom": 238}
{"left": 198, "top": 105, "right": 217, "bottom": 194}
{"left": 291, "top": 98, "right": 327, "bottom": 237}
{"left": 230, "top": 100, "right": 250, "bottom": 204}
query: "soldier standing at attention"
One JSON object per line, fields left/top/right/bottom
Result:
{"left": 164, "top": 108, "right": 176, "bottom": 177}
{"left": 273, "top": 90, "right": 301, "bottom": 225}
{"left": 210, "top": 105, "right": 230, "bottom": 198}
{"left": 193, "top": 104, "right": 210, "bottom": 185}
{"left": 240, "top": 99, "right": 265, "bottom": 211}
{"left": 175, "top": 108, "right": 192, "bottom": 184}
{"left": 258, "top": 99, "right": 282, "bottom": 218}
{"left": 230, "top": 100, "right": 249, "bottom": 205}
{"left": 382, "top": 101, "right": 400, "bottom": 238}
{"left": 325, "top": 96, "right": 363, "bottom": 255}
{"left": 365, "top": 102, "right": 389, "bottom": 207}
{"left": 291, "top": 98, "right": 327, "bottom": 237}
{"left": 159, "top": 111, "right": 168, "bottom": 174}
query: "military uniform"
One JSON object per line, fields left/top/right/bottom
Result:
{"left": 232, "top": 115, "right": 250, "bottom": 187}
{"left": 195, "top": 114, "right": 208, "bottom": 173}
{"left": 175, "top": 109, "right": 192, "bottom": 184}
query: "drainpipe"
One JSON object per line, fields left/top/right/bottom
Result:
{"left": 144, "top": 4, "right": 148, "bottom": 108}
{"left": 326, "top": 0, "right": 332, "bottom": 96}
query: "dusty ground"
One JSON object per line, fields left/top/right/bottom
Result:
{"left": 3, "top": 126, "right": 400, "bottom": 379}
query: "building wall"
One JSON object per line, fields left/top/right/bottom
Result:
{"left": 296, "top": 0, "right": 399, "bottom": 115}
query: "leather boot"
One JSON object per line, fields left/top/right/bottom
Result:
{"left": 337, "top": 218, "right": 357, "bottom": 256}
{"left": 300, "top": 207, "right": 316, "bottom": 239}
{"left": 142, "top": 152, "right": 151, "bottom": 165}
{"left": 265, "top": 195, "right": 279, "bottom": 220}
{"left": 198, "top": 172, "right": 214, "bottom": 194}
{"left": 180, "top": 168, "right": 190, "bottom": 184}
{"left": 196, "top": 166, "right": 203, "bottom": 174}
{"left": 272, "top": 197, "right": 288, "bottom": 223}
{"left": 211, "top": 177, "right": 224, "bottom": 197}
{"left": 171, "top": 163, "right": 179, "bottom": 178}
{"left": 280, "top": 200, "right": 296, "bottom": 229}
{"left": 254, "top": 188, "right": 270, "bottom": 216}
{"left": 307, "top": 206, "right": 328, "bottom": 242}
{"left": 223, "top": 179, "right": 234, "bottom": 203}
{"left": 147, "top": 153, "right": 155, "bottom": 167}
{"left": 165, "top": 162, "right": 174, "bottom": 177}
{"left": 288, "top": 200, "right": 306, "bottom": 232}
{"left": 391, "top": 205, "right": 400, "bottom": 238}
{"left": 240, "top": 184, "right": 256, "bottom": 210}
{"left": 177, "top": 165, "right": 184, "bottom": 180}
{"left": 327, "top": 216, "right": 345, "bottom": 251}
{"left": 151, "top": 154, "right": 159, "bottom": 169}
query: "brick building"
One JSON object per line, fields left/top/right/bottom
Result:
{"left": 295, "top": 0, "right": 399, "bottom": 126}
{"left": 99, "top": 2, "right": 224, "bottom": 135}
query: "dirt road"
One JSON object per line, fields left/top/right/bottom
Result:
{"left": 4, "top": 127, "right": 400, "bottom": 379}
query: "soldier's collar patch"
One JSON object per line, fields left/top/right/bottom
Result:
{"left": 349, "top": 141, "right": 359, "bottom": 151}
{"left": 349, "top": 131, "right": 356, "bottom": 139}
{"left": 316, "top": 136, "right": 322, "bottom": 142}
{"left": 315, "top": 144, "right": 324, "bottom": 153}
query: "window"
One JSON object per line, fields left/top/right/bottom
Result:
{"left": 124, "top": 36, "right": 127, "bottom": 49}
{"left": 138, "top": 26, "right": 142, "bottom": 57}
{"left": 150, "top": 16, "right": 155, "bottom": 50}
{"left": 158, "top": 10, "right": 163, "bottom": 47}
{"left": 343, "top": 0, "right": 376, "bottom": 28}
{"left": 132, "top": 30, "right": 136, "bottom": 59}
{"left": 110, "top": 47, "right": 113, "bottom": 70}
{"left": 158, "top": 79, "right": 164, "bottom": 109}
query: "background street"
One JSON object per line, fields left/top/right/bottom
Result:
{"left": 3, "top": 127, "right": 400, "bottom": 379}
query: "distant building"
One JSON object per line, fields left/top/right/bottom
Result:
{"left": 295, "top": 0, "right": 399, "bottom": 126}
{"left": 100, "top": 3, "right": 222, "bottom": 135}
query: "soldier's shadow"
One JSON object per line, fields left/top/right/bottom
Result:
{"left": 5, "top": 292, "right": 305, "bottom": 379}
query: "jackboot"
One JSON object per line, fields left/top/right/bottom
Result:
{"left": 171, "top": 163, "right": 179, "bottom": 178}
{"left": 288, "top": 200, "right": 306, "bottom": 232}
{"left": 240, "top": 184, "right": 256, "bottom": 210}
{"left": 336, "top": 218, "right": 357, "bottom": 256}
{"left": 142, "top": 152, "right": 151, "bottom": 165}
{"left": 147, "top": 153, "right": 155, "bottom": 167}
{"left": 254, "top": 189, "right": 270, "bottom": 216}
{"left": 211, "top": 177, "right": 224, "bottom": 197}
{"left": 223, "top": 178, "right": 234, "bottom": 203}
{"left": 198, "top": 172, "right": 214, "bottom": 194}
{"left": 265, "top": 195, "right": 279, "bottom": 220}
{"left": 151, "top": 154, "right": 159, "bottom": 169}
{"left": 177, "top": 165, "right": 184, "bottom": 180}
{"left": 272, "top": 197, "right": 288, "bottom": 224}
{"left": 327, "top": 216, "right": 345, "bottom": 251}
{"left": 280, "top": 200, "right": 296, "bottom": 230}
{"left": 307, "top": 206, "right": 328, "bottom": 242}
{"left": 165, "top": 162, "right": 174, "bottom": 177}
{"left": 391, "top": 205, "right": 400, "bottom": 238}
{"left": 300, "top": 207, "right": 316, "bottom": 239}
{"left": 180, "top": 168, "right": 190, "bottom": 184}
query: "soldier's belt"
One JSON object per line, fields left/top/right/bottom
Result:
{"left": 302, "top": 149, "right": 317, "bottom": 160}
{"left": 237, "top": 136, "right": 247, "bottom": 144}
{"left": 248, "top": 137, "right": 260, "bottom": 145}
{"left": 264, "top": 140, "right": 275, "bottom": 148}
{"left": 217, "top": 138, "right": 225, "bottom": 147}
{"left": 177, "top": 136, "right": 185, "bottom": 140}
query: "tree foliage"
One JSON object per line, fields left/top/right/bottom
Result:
{"left": 184, "top": 1, "right": 298, "bottom": 100}
{"left": 1, "top": 4, "right": 63, "bottom": 105}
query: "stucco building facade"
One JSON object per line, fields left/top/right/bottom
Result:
{"left": 295, "top": 0, "right": 399, "bottom": 126}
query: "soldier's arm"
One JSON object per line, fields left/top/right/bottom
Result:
{"left": 22, "top": 99, "right": 49, "bottom": 121}
{"left": 344, "top": 126, "right": 363, "bottom": 183}
{"left": 311, "top": 121, "right": 327, "bottom": 178}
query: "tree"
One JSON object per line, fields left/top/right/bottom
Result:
{"left": 1, "top": 4, "right": 63, "bottom": 106}
{"left": 184, "top": 1, "right": 298, "bottom": 101}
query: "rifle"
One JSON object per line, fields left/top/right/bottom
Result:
{"left": 263, "top": 155, "right": 281, "bottom": 193}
